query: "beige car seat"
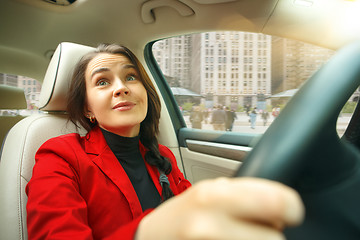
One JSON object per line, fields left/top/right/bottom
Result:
{"left": 0, "top": 42, "right": 93, "bottom": 240}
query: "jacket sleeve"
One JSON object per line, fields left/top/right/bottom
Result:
{"left": 26, "top": 137, "right": 151, "bottom": 240}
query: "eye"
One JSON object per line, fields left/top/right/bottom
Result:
{"left": 96, "top": 79, "right": 110, "bottom": 86}
{"left": 126, "top": 74, "right": 138, "bottom": 81}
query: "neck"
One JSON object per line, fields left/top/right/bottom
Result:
{"left": 98, "top": 124, "right": 140, "bottom": 137}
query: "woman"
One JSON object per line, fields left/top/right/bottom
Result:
{"left": 26, "top": 44, "right": 304, "bottom": 240}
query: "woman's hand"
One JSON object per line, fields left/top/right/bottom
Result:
{"left": 136, "top": 177, "right": 304, "bottom": 240}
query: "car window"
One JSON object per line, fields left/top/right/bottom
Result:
{"left": 0, "top": 73, "right": 42, "bottom": 116}
{"left": 152, "top": 31, "right": 357, "bottom": 137}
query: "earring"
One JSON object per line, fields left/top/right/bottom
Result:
{"left": 89, "top": 116, "right": 96, "bottom": 123}
{"left": 87, "top": 115, "right": 96, "bottom": 123}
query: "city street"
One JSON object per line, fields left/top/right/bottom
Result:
{"left": 184, "top": 112, "right": 351, "bottom": 135}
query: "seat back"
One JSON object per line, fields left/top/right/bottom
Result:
{"left": 0, "top": 42, "right": 94, "bottom": 240}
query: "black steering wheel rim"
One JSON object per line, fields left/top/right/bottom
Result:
{"left": 235, "top": 42, "right": 360, "bottom": 239}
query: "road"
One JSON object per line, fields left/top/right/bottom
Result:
{"left": 183, "top": 112, "right": 351, "bottom": 136}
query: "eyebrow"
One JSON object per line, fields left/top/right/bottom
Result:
{"left": 123, "top": 64, "right": 136, "bottom": 70}
{"left": 90, "top": 67, "right": 109, "bottom": 78}
{"left": 90, "top": 64, "right": 136, "bottom": 78}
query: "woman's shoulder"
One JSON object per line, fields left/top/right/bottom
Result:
{"left": 33, "top": 132, "right": 90, "bottom": 173}
{"left": 158, "top": 144, "right": 173, "bottom": 155}
{"left": 38, "top": 132, "right": 85, "bottom": 153}
{"left": 158, "top": 144, "right": 177, "bottom": 161}
{"left": 45, "top": 132, "right": 82, "bottom": 143}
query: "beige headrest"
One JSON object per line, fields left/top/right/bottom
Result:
{"left": 38, "top": 42, "right": 95, "bottom": 111}
{"left": 0, "top": 85, "right": 27, "bottom": 109}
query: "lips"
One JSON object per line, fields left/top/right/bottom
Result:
{"left": 112, "top": 101, "right": 135, "bottom": 111}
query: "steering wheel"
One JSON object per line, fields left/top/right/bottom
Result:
{"left": 235, "top": 42, "right": 360, "bottom": 240}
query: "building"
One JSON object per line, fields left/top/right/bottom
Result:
{"left": 152, "top": 35, "right": 192, "bottom": 89}
{"left": 153, "top": 31, "right": 272, "bottom": 110}
{"left": 0, "top": 73, "right": 18, "bottom": 87}
{"left": 17, "top": 76, "right": 41, "bottom": 109}
{"left": 153, "top": 31, "right": 344, "bottom": 110}
{"left": 198, "top": 32, "right": 271, "bottom": 109}
{"left": 0, "top": 74, "right": 41, "bottom": 109}
{"left": 271, "top": 37, "right": 335, "bottom": 94}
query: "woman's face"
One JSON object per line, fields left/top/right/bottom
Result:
{"left": 84, "top": 53, "right": 148, "bottom": 137}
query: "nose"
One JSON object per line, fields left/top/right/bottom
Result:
{"left": 113, "top": 79, "right": 129, "bottom": 97}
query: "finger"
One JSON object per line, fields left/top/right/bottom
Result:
{"left": 179, "top": 210, "right": 287, "bottom": 240}
{"left": 192, "top": 177, "right": 304, "bottom": 228}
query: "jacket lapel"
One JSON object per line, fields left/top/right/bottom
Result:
{"left": 84, "top": 126, "right": 143, "bottom": 217}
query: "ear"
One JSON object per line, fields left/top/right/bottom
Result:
{"left": 84, "top": 111, "right": 94, "bottom": 119}
{"left": 84, "top": 104, "right": 93, "bottom": 118}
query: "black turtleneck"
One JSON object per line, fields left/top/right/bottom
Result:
{"left": 100, "top": 128, "right": 161, "bottom": 211}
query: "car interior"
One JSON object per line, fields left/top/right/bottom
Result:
{"left": 1, "top": 0, "right": 360, "bottom": 239}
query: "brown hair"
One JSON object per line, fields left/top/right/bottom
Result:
{"left": 67, "top": 44, "right": 174, "bottom": 201}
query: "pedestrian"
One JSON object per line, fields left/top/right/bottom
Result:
{"left": 272, "top": 106, "right": 280, "bottom": 118}
{"left": 261, "top": 110, "right": 269, "bottom": 126}
{"left": 225, "top": 107, "right": 237, "bottom": 131}
{"left": 245, "top": 104, "right": 251, "bottom": 116}
{"left": 190, "top": 105, "right": 203, "bottom": 129}
{"left": 202, "top": 108, "right": 209, "bottom": 124}
{"left": 211, "top": 105, "right": 226, "bottom": 131}
{"left": 249, "top": 107, "right": 257, "bottom": 129}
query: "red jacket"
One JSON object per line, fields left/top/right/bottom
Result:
{"left": 26, "top": 126, "right": 191, "bottom": 240}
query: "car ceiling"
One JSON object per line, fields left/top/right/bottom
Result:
{"left": 1, "top": 0, "right": 360, "bottom": 81}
